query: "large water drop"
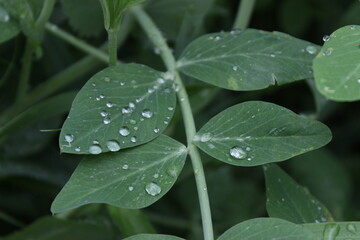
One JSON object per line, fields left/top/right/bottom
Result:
{"left": 145, "top": 182, "right": 162, "bottom": 196}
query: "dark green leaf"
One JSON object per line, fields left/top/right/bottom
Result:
{"left": 51, "top": 135, "right": 187, "bottom": 213}
{"left": 303, "top": 222, "right": 360, "bottom": 240}
{"left": 0, "top": 6, "right": 20, "bottom": 43}
{"left": 123, "top": 234, "right": 185, "bottom": 240}
{"left": 193, "top": 101, "right": 332, "bottom": 166}
{"left": 217, "top": 217, "right": 317, "bottom": 240}
{"left": 3, "top": 216, "right": 112, "bottom": 240}
{"left": 264, "top": 164, "right": 333, "bottom": 224}
{"left": 59, "top": 64, "right": 176, "bottom": 154}
{"left": 314, "top": 25, "right": 360, "bottom": 101}
{"left": 177, "top": 29, "right": 318, "bottom": 91}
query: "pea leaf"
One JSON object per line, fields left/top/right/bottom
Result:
{"left": 177, "top": 29, "right": 319, "bottom": 91}
{"left": 59, "top": 64, "right": 176, "bottom": 154}
{"left": 193, "top": 101, "right": 332, "bottom": 167}
{"left": 0, "top": 6, "right": 20, "bottom": 44}
{"left": 264, "top": 164, "right": 333, "bottom": 224}
{"left": 51, "top": 135, "right": 187, "bottom": 213}
{"left": 303, "top": 222, "right": 360, "bottom": 239}
{"left": 217, "top": 218, "right": 317, "bottom": 240}
{"left": 314, "top": 25, "right": 360, "bottom": 101}
{"left": 123, "top": 234, "right": 185, "bottom": 240}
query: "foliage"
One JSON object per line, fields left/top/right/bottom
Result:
{"left": 0, "top": 0, "right": 359, "bottom": 240}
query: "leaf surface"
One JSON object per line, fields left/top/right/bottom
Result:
{"left": 59, "top": 64, "right": 176, "bottom": 154}
{"left": 264, "top": 164, "right": 333, "bottom": 224}
{"left": 177, "top": 29, "right": 318, "bottom": 91}
{"left": 52, "top": 135, "right": 187, "bottom": 213}
{"left": 217, "top": 218, "right": 317, "bottom": 240}
{"left": 193, "top": 101, "right": 332, "bottom": 166}
{"left": 303, "top": 222, "right": 360, "bottom": 240}
{"left": 123, "top": 234, "right": 185, "bottom": 240}
{"left": 0, "top": 6, "right": 19, "bottom": 44}
{"left": 314, "top": 25, "right": 360, "bottom": 101}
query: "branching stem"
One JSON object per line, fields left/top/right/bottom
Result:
{"left": 233, "top": 0, "right": 256, "bottom": 29}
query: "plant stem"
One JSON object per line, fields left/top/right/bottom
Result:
{"left": 36, "top": 0, "right": 56, "bottom": 32}
{"left": 132, "top": 6, "right": 214, "bottom": 240}
{"left": 108, "top": 28, "right": 118, "bottom": 66}
{"left": 16, "top": 40, "right": 33, "bottom": 101}
{"left": 45, "top": 23, "right": 109, "bottom": 64}
{"left": 233, "top": 0, "right": 256, "bottom": 29}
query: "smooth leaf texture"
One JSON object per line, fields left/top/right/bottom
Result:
{"left": 264, "top": 164, "right": 333, "bottom": 224}
{"left": 303, "top": 222, "right": 360, "bottom": 239}
{"left": 217, "top": 218, "right": 317, "bottom": 240}
{"left": 52, "top": 135, "right": 187, "bottom": 213}
{"left": 193, "top": 101, "right": 332, "bottom": 166}
{"left": 0, "top": 6, "right": 20, "bottom": 44}
{"left": 314, "top": 25, "right": 360, "bottom": 101}
{"left": 124, "top": 234, "right": 185, "bottom": 240}
{"left": 177, "top": 29, "right": 319, "bottom": 91}
{"left": 59, "top": 64, "right": 176, "bottom": 154}
{"left": 3, "top": 217, "right": 112, "bottom": 240}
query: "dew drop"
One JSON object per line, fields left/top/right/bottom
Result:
{"left": 106, "top": 140, "right": 120, "bottom": 152}
{"left": 93, "top": 140, "right": 99, "bottom": 144}
{"left": 119, "top": 127, "right": 130, "bottom": 136}
{"left": 96, "top": 97, "right": 101, "bottom": 101}
{"left": 131, "top": 136, "right": 137, "bottom": 143}
{"left": 200, "top": 133, "right": 212, "bottom": 142}
{"left": 142, "top": 109, "right": 153, "bottom": 118}
{"left": 157, "top": 77, "right": 165, "bottom": 84}
{"left": 323, "top": 48, "right": 332, "bottom": 56}
{"left": 346, "top": 224, "right": 357, "bottom": 234}
{"left": 129, "top": 119, "right": 137, "bottom": 125}
{"left": 245, "top": 147, "right": 251, "bottom": 151}
{"left": 0, "top": 8, "right": 10, "bottom": 22}
{"left": 270, "top": 53, "right": 276, "bottom": 58}
{"left": 75, "top": 146, "right": 81, "bottom": 152}
{"left": 323, "top": 223, "right": 340, "bottom": 240}
{"left": 128, "top": 186, "right": 134, "bottom": 191}
{"left": 168, "top": 107, "right": 174, "bottom": 111}
{"left": 99, "top": 94, "right": 105, "bottom": 99}
{"left": 153, "top": 128, "right": 160, "bottom": 133}
{"left": 103, "top": 76, "right": 110, "bottom": 82}
{"left": 164, "top": 71, "right": 175, "bottom": 80}
{"left": 230, "top": 146, "right": 247, "bottom": 160}
{"left": 106, "top": 102, "right": 114, "bottom": 108}
{"left": 135, "top": 97, "right": 142, "bottom": 103}
{"left": 129, "top": 102, "right": 135, "bottom": 108}
{"left": 323, "top": 35, "right": 330, "bottom": 42}
{"left": 120, "top": 82, "right": 125, "bottom": 86}
{"left": 167, "top": 167, "right": 178, "bottom": 178}
{"left": 89, "top": 145, "right": 102, "bottom": 154}
{"left": 145, "top": 182, "right": 162, "bottom": 196}
{"left": 306, "top": 45, "right": 317, "bottom": 54}
{"left": 153, "top": 173, "right": 159, "bottom": 178}
{"left": 122, "top": 164, "right": 129, "bottom": 170}
{"left": 214, "top": 36, "right": 222, "bottom": 41}
{"left": 350, "top": 25, "right": 356, "bottom": 30}
{"left": 357, "top": 79, "right": 360, "bottom": 84}
{"left": 148, "top": 88, "right": 155, "bottom": 94}
{"left": 64, "top": 134, "right": 74, "bottom": 143}
{"left": 232, "top": 66, "right": 238, "bottom": 71}
{"left": 153, "top": 47, "right": 161, "bottom": 55}
{"left": 100, "top": 111, "right": 108, "bottom": 117}
{"left": 103, "top": 117, "right": 111, "bottom": 124}
{"left": 122, "top": 107, "right": 132, "bottom": 114}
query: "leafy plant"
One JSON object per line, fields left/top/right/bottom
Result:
{"left": 0, "top": 0, "right": 360, "bottom": 240}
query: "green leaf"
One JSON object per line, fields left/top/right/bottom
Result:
{"left": 217, "top": 217, "right": 317, "bottom": 240}
{"left": 51, "top": 135, "right": 187, "bottom": 213}
{"left": 59, "top": 64, "right": 176, "bottom": 154}
{"left": 264, "top": 164, "right": 333, "bottom": 224}
{"left": 177, "top": 29, "right": 318, "bottom": 91}
{"left": 303, "top": 222, "right": 360, "bottom": 240}
{"left": 61, "top": 0, "right": 104, "bottom": 37}
{"left": 0, "top": 6, "right": 20, "bottom": 44}
{"left": 3, "top": 216, "right": 112, "bottom": 240}
{"left": 193, "top": 101, "right": 332, "bottom": 167}
{"left": 123, "top": 234, "right": 185, "bottom": 240}
{"left": 314, "top": 25, "right": 360, "bottom": 101}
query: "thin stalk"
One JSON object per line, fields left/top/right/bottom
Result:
{"left": 45, "top": 23, "right": 109, "bottom": 64}
{"left": 132, "top": 6, "right": 214, "bottom": 240}
{"left": 35, "top": 0, "right": 55, "bottom": 32}
{"left": 108, "top": 28, "right": 118, "bottom": 66}
{"left": 16, "top": 40, "right": 33, "bottom": 101}
{"left": 233, "top": 0, "right": 256, "bottom": 29}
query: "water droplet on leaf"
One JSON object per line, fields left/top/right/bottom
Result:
{"left": 128, "top": 186, "right": 134, "bottom": 191}
{"left": 323, "top": 223, "right": 340, "bottom": 240}
{"left": 119, "top": 127, "right": 130, "bottom": 136}
{"left": 153, "top": 128, "right": 160, "bottom": 133}
{"left": 89, "top": 145, "right": 102, "bottom": 154}
{"left": 106, "top": 140, "right": 120, "bottom": 152}
{"left": 346, "top": 224, "right": 357, "bottom": 234}
{"left": 306, "top": 45, "right": 317, "bottom": 54}
{"left": 122, "top": 164, "right": 129, "bottom": 170}
{"left": 230, "top": 146, "right": 247, "bottom": 160}
{"left": 145, "top": 182, "right": 162, "bottom": 196}
{"left": 106, "top": 102, "right": 114, "bottom": 108}
{"left": 103, "top": 117, "right": 111, "bottom": 124}
{"left": 142, "top": 109, "right": 153, "bottom": 118}
{"left": 323, "top": 35, "right": 330, "bottom": 41}
{"left": 200, "top": 133, "right": 212, "bottom": 142}
{"left": 100, "top": 111, "right": 108, "bottom": 117}
{"left": 64, "top": 134, "right": 74, "bottom": 143}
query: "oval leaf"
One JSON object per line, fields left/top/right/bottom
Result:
{"left": 59, "top": 64, "right": 176, "bottom": 154}
{"left": 303, "top": 222, "right": 360, "bottom": 239}
{"left": 264, "top": 164, "right": 333, "bottom": 224}
{"left": 124, "top": 234, "right": 185, "bottom": 240}
{"left": 218, "top": 218, "right": 316, "bottom": 240}
{"left": 193, "top": 101, "right": 332, "bottom": 166}
{"left": 51, "top": 135, "right": 187, "bottom": 213}
{"left": 0, "top": 6, "right": 20, "bottom": 44}
{"left": 177, "top": 29, "right": 318, "bottom": 91}
{"left": 314, "top": 25, "right": 360, "bottom": 101}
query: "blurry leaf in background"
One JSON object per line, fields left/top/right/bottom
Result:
{"left": 177, "top": 30, "right": 319, "bottom": 91}
{"left": 124, "top": 234, "right": 185, "bottom": 240}
{"left": 264, "top": 164, "right": 333, "bottom": 224}
{"left": 288, "top": 149, "right": 352, "bottom": 220}
{"left": 61, "top": 0, "right": 104, "bottom": 37}
{"left": 0, "top": 5, "right": 20, "bottom": 44}
{"left": 314, "top": 25, "right": 360, "bottom": 101}
{"left": 3, "top": 216, "right": 113, "bottom": 240}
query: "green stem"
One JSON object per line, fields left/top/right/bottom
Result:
{"left": 36, "top": 0, "right": 55, "bottom": 32}
{"left": 16, "top": 40, "right": 33, "bottom": 101}
{"left": 132, "top": 6, "right": 214, "bottom": 240}
{"left": 108, "top": 28, "right": 118, "bottom": 66}
{"left": 233, "top": 0, "right": 256, "bottom": 29}
{"left": 45, "top": 23, "right": 109, "bottom": 64}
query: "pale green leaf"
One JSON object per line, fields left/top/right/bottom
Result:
{"left": 193, "top": 101, "right": 332, "bottom": 166}
{"left": 59, "top": 64, "right": 176, "bottom": 154}
{"left": 177, "top": 29, "right": 318, "bottom": 91}
{"left": 303, "top": 222, "right": 360, "bottom": 239}
{"left": 217, "top": 218, "right": 317, "bottom": 240}
{"left": 314, "top": 25, "right": 360, "bottom": 101}
{"left": 264, "top": 164, "right": 333, "bottom": 224}
{"left": 123, "top": 234, "right": 185, "bottom": 240}
{"left": 51, "top": 135, "right": 187, "bottom": 213}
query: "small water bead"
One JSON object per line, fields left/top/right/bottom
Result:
{"left": 142, "top": 109, "right": 153, "bottom": 118}
{"left": 157, "top": 77, "right": 165, "bottom": 84}
{"left": 96, "top": 97, "right": 101, "bottom": 101}
{"left": 129, "top": 119, "right": 137, "bottom": 125}
{"left": 180, "top": 98, "right": 185, "bottom": 102}
{"left": 164, "top": 120, "right": 169, "bottom": 125}
{"left": 103, "top": 76, "right": 111, "bottom": 82}
{"left": 120, "top": 82, "right": 125, "bottom": 86}
{"left": 245, "top": 147, "right": 251, "bottom": 151}
{"left": 131, "top": 136, "right": 137, "bottom": 143}
{"left": 347, "top": 224, "right": 357, "bottom": 234}
{"left": 323, "top": 48, "right": 333, "bottom": 56}
{"left": 230, "top": 146, "right": 247, "bottom": 160}
{"left": 153, "top": 47, "right": 161, "bottom": 55}
{"left": 357, "top": 79, "right": 360, "bottom": 84}
{"left": 119, "top": 127, "right": 130, "bottom": 136}
{"left": 106, "top": 102, "right": 114, "bottom": 108}
{"left": 99, "top": 94, "right": 105, "bottom": 99}
{"left": 106, "top": 140, "right": 120, "bottom": 152}
{"left": 270, "top": 53, "right": 276, "bottom": 58}
{"left": 323, "top": 224, "right": 340, "bottom": 240}
{"left": 145, "top": 182, "right": 162, "bottom": 196}
{"left": 232, "top": 66, "right": 238, "bottom": 71}
{"left": 163, "top": 71, "right": 175, "bottom": 80}
{"left": 89, "top": 145, "right": 102, "bottom": 154}
{"left": 75, "top": 147, "right": 81, "bottom": 152}
{"left": 167, "top": 168, "right": 178, "bottom": 178}
{"left": 214, "top": 36, "right": 222, "bottom": 41}
{"left": 91, "top": 83, "right": 96, "bottom": 87}
{"left": 93, "top": 140, "right": 99, "bottom": 144}
{"left": 100, "top": 111, "right": 108, "bottom": 117}
{"left": 129, "top": 102, "right": 135, "bottom": 108}
{"left": 200, "top": 133, "right": 212, "bottom": 142}
{"left": 64, "top": 134, "right": 74, "bottom": 143}
{"left": 323, "top": 35, "right": 330, "bottom": 42}
{"left": 306, "top": 45, "right": 317, "bottom": 55}
{"left": 148, "top": 88, "right": 155, "bottom": 94}
{"left": 350, "top": 25, "right": 356, "bottom": 30}
{"left": 122, "top": 164, "right": 129, "bottom": 170}
{"left": 153, "top": 173, "right": 159, "bottom": 178}
{"left": 128, "top": 186, "right": 134, "bottom": 191}
{"left": 103, "top": 117, "right": 111, "bottom": 124}
{"left": 122, "top": 107, "right": 132, "bottom": 114}
{"left": 168, "top": 107, "right": 174, "bottom": 111}
{"left": 0, "top": 8, "right": 10, "bottom": 22}
{"left": 153, "top": 128, "right": 160, "bottom": 133}
{"left": 136, "top": 97, "right": 142, "bottom": 103}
